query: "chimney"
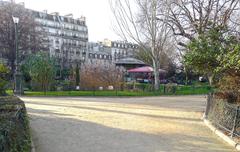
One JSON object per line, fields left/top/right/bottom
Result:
{"left": 78, "top": 16, "right": 86, "bottom": 22}
{"left": 43, "top": 10, "right": 48, "bottom": 14}
{"left": 18, "top": 2, "right": 25, "bottom": 6}
{"left": 50, "top": 12, "right": 59, "bottom": 16}
{"left": 64, "top": 14, "right": 73, "bottom": 18}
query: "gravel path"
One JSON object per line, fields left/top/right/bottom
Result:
{"left": 21, "top": 96, "right": 235, "bottom": 152}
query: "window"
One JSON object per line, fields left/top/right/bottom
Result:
{"left": 55, "top": 49, "right": 60, "bottom": 53}
{"left": 55, "top": 39, "right": 59, "bottom": 44}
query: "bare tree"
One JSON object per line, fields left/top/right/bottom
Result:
{"left": 0, "top": 1, "right": 46, "bottom": 75}
{"left": 80, "top": 62, "right": 124, "bottom": 90}
{"left": 110, "top": 0, "right": 172, "bottom": 90}
{"left": 135, "top": 46, "right": 176, "bottom": 72}
{"left": 161, "top": 0, "right": 239, "bottom": 84}
{"left": 166, "top": 0, "right": 240, "bottom": 47}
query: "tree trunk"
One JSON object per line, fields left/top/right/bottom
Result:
{"left": 150, "top": 0, "right": 159, "bottom": 91}
{"left": 153, "top": 60, "right": 160, "bottom": 91}
{"left": 44, "top": 85, "right": 47, "bottom": 95}
{"left": 207, "top": 73, "right": 214, "bottom": 86}
{"left": 184, "top": 66, "right": 188, "bottom": 85}
{"left": 76, "top": 63, "right": 80, "bottom": 88}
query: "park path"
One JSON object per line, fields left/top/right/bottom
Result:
{"left": 21, "top": 96, "right": 235, "bottom": 152}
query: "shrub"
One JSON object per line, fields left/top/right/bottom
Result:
{"left": 23, "top": 52, "right": 56, "bottom": 93}
{"left": 216, "top": 43, "right": 240, "bottom": 102}
{"left": 0, "top": 96, "right": 31, "bottom": 152}
{"left": 216, "top": 75, "right": 240, "bottom": 103}
{"left": 0, "top": 64, "right": 10, "bottom": 96}
{"left": 165, "top": 83, "right": 177, "bottom": 94}
{"left": 80, "top": 62, "right": 124, "bottom": 90}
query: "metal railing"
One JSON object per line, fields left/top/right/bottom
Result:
{"left": 205, "top": 94, "right": 240, "bottom": 138}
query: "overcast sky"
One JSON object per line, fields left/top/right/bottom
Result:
{"left": 15, "top": 0, "right": 119, "bottom": 42}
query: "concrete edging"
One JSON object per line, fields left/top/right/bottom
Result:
{"left": 31, "top": 138, "right": 36, "bottom": 152}
{"left": 203, "top": 119, "right": 240, "bottom": 151}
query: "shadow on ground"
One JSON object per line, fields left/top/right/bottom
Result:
{"left": 28, "top": 107, "right": 233, "bottom": 152}
{"left": 21, "top": 96, "right": 236, "bottom": 152}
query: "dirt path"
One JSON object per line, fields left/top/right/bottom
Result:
{"left": 22, "top": 96, "right": 235, "bottom": 152}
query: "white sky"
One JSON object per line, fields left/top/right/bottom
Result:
{"left": 15, "top": 0, "right": 119, "bottom": 42}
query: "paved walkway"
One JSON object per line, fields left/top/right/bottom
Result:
{"left": 22, "top": 96, "right": 236, "bottom": 152}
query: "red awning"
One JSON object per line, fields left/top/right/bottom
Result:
{"left": 128, "top": 66, "right": 166, "bottom": 73}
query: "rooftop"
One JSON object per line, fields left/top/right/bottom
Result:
{"left": 115, "top": 57, "right": 146, "bottom": 65}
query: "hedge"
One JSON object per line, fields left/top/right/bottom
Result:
{"left": 0, "top": 96, "right": 31, "bottom": 152}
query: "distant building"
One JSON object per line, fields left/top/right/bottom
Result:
{"left": 32, "top": 10, "right": 88, "bottom": 68}
{"left": 86, "top": 42, "right": 112, "bottom": 64}
{"left": 102, "top": 39, "right": 138, "bottom": 61}
{"left": 0, "top": 1, "right": 142, "bottom": 69}
{"left": 86, "top": 40, "right": 142, "bottom": 67}
{"left": 0, "top": 56, "right": 7, "bottom": 65}
{"left": 86, "top": 39, "right": 139, "bottom": 64}
{"left": 0, "top": 1, "right": 89, "bottom": 69}
{"left": 115, "top": 57, "right": 146, "bottom": 70}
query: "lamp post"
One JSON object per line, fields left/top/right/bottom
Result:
{"left": 13, "top": 16, "right": 23, "bottom": 95}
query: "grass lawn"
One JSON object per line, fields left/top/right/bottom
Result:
{"left": 7, "top": 85, "right": 212, "bottom": 97}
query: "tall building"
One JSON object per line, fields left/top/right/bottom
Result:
{"left": 0, "top": 1, "right": 88, "bottom": 69}
{"left": 86, "top": 42, "right": 112, "bottom": 64}
{"left": 100, "top": 39, "right": 146, "bottom": 69}
{"left": 32, "top": 11, "right": 88, "bottom": 68}
{"left": 0, "top": 54, "right": 7, "bottom": 65}
{"left": 102, "top": 39, "right": 138, "bottom": 61}
{"left": 86, "top": 39, "right": 139, "bottom": 66}
{"left": 1, "top": 1, "right": 141, "bottom": 69}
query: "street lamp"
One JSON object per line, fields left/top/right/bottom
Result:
{"left": 13, "top": 16, "right": 23, "bottom": 95}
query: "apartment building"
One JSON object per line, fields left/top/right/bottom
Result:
{"left": 0, "top": 1, "right": 88, "bottom": 69}
{"left": 1, "top": 1, "right": 139, "bottom": 69}
{"left": 32, "top": 11, "right": 88, "bottom": 68}
{"left": 86, "top": 39, "right": 139, "bottom": 65}
{"left": 102, "top": 39, "right": 138, "bottom": 61}
{"left": 86, "top": 42, "right": 112, "bottom": 64}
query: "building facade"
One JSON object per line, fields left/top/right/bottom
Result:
{"left": 0, "top": 1, "right": 88, "bottom": 69}
{"left": 86, "top": 39, "right": 139, "bottom": 65}
{"left": 32, "top": 10, "right": 88, "bottom": 68}
{"left": 102, "top": 39, "right": 138, "bottom": 61}
{"left": 0, "top": 1, "right": 140, "bottom": 69}
{"left": 86, "top": 42, "right": 112, "bottom": 64}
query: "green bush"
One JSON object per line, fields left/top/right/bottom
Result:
{"left": 125, "top": 83, "right": 154, "bottom": 91}
{"left": 0, "top": 96, "right": 31, "bottom": 152}
{"left": 23, "top": 52, "right": 56, "bottom": 93}
{"left": 164, "top": 83, "right": 177, "bottom": 94}
{"left": 0, "top": 64, "right": 10, "bottom": 96}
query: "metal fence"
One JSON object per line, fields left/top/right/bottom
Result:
{"left": 205, "top": 94, "right": 240, "bottom": 138}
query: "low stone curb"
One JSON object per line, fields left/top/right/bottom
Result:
{"left": 31, "top": 138, "right": 35, "bottom": 152}
{"left": 203, "top": 119, "right": 240, "bottom": 151}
